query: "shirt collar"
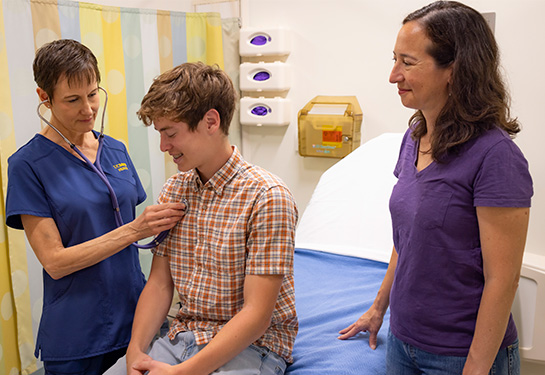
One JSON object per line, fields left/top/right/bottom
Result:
{"left": 191, "top": 146, "right": 243, "bottom": 196}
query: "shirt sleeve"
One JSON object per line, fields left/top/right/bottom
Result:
{"left": 246, "top": 185, "right": 298, "bottom": 275}
{"left": 6, "top": 155, "right": 52, "bottom": 229}
{"left": 124, "top": 146, "right": 147, "bottom": 206}
{"left": 473, "top": 138, "right": 533, "bottom": 207}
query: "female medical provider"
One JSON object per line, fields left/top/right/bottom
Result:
{"left": 339, "top": 2, "right": 533, "bottom": 374}
{"left": 5, "top": 39, "right": 186, "bottom": 375}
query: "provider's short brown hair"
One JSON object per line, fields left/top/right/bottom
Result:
{"left": 33, "top": 39, "right": 100, "bottom": 101}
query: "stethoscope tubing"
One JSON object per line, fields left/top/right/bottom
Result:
{"left": 36, "top": 87, "right": 180, "bottom": 249}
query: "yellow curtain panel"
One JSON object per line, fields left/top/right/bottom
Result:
{"left": 0, "top": 0, "right": 232, "bottom": 373}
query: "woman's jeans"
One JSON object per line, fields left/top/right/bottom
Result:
{"left": 386, "top": 330, "right": 520, "bottom": 375}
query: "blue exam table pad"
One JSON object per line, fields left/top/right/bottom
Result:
{"left": 286, "top": 248, "right": 390, "bottom": 375}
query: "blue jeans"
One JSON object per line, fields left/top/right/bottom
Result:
{"left": 386, "top": 330, "right": 520, "bottom": 375}
{"left": 105, "top": 332, "right": 287, "bottom": 375}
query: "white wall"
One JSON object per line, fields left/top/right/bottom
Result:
{"left": 240, "top": 1, "right": 545, "bottom": 374}
{"left": 241, "top": 0, "right": 544, "bottom": 263}
{"left": 84, "top": 0, "right": 544, "bottom": 265}
{"left": 76, "top": 1, "right": 545, "bottom": 373}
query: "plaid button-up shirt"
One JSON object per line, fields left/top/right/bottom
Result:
{"left": 154, "top": 147, "right": 298, "bottom": 362}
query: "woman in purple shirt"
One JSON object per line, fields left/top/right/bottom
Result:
{"left": 339, "top": 2, "right": 533, "bottom": 374}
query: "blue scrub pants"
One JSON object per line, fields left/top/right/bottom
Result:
{"left": 105, "top": 331, "right": 287, "bottom": 375}
{"left": 386, "top": 330, "right": 520, "bottom": 375}
{"left": 43, "top": 347, "right": 126, "bottom": 375}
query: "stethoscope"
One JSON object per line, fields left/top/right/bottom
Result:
{"left": 37, "top": 86, "right": 187, "bottom": 249}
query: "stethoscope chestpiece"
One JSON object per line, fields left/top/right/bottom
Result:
{"left": 181, "top": 198, "right": 190, "bottom": 213}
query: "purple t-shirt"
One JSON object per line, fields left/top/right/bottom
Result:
{"left": 389, "top": 127, "right": 533, "bottom": 356}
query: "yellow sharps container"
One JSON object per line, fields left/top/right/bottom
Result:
{"left": 297, "top": 96, "right": 362, "bottom": 158}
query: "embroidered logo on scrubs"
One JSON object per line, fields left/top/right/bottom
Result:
{"left": 113, "top": 163, "right": 128, "bottom": 172}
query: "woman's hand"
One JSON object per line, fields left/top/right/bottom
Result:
{"left": 338, "top": 247, "right": 397, "bottom": 350}
{"left": 338, "top": 306, "right": 385, "bottom": 350}
{"left": 129, "top": 202, "right": 187, "bottom": 239}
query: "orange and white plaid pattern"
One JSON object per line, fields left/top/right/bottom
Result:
{"left": 154, "top": 147, "right": 299, "bottom": 362}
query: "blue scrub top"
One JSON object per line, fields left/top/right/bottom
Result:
{"left": 6, "top": 131, "right": 147, "bottom": 361}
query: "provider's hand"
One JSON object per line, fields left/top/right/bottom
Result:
{"left": 130, "top": 202, "right": 187, "bottom": 239}
{"left": 338, "top": 307, "right": 384, "bottom": 350}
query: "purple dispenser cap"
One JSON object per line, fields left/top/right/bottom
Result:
{"left": 251, "top": 106, "right": 270, "bottom": 116}
{"left": 250, "top": 35, "right": 270, "bottom": 46}
{"left": 253, "top": 71, "right": 270, "bottom": 81}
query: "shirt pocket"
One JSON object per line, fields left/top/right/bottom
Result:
{"left": 208, "top": 226, "right": 246, "bottom": 275}
{"left": 415, "top": 190, "right": 452, "bottom": 229}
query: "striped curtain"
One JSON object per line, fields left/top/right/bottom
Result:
{"left": 0, "top": 0, "right": 240, "bottom": 374}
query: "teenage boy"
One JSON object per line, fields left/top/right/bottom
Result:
{"left": 105, "top": 62, "right": 298, "bottom": 375}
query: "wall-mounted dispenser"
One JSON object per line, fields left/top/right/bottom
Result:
{"left": 298, "top": 96, "right": 363, "bottom": 158}
{"left": 239, "top": 27, "right": 292, "bottom": 127}
{"left": 240, "top": 97, "right": 291, "bottom": 126}
{"left": 240, "top": 61, "right": 291, "bottom": 92}
{"left": 239, "top": 27, "right": 291, "bottom": 57}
